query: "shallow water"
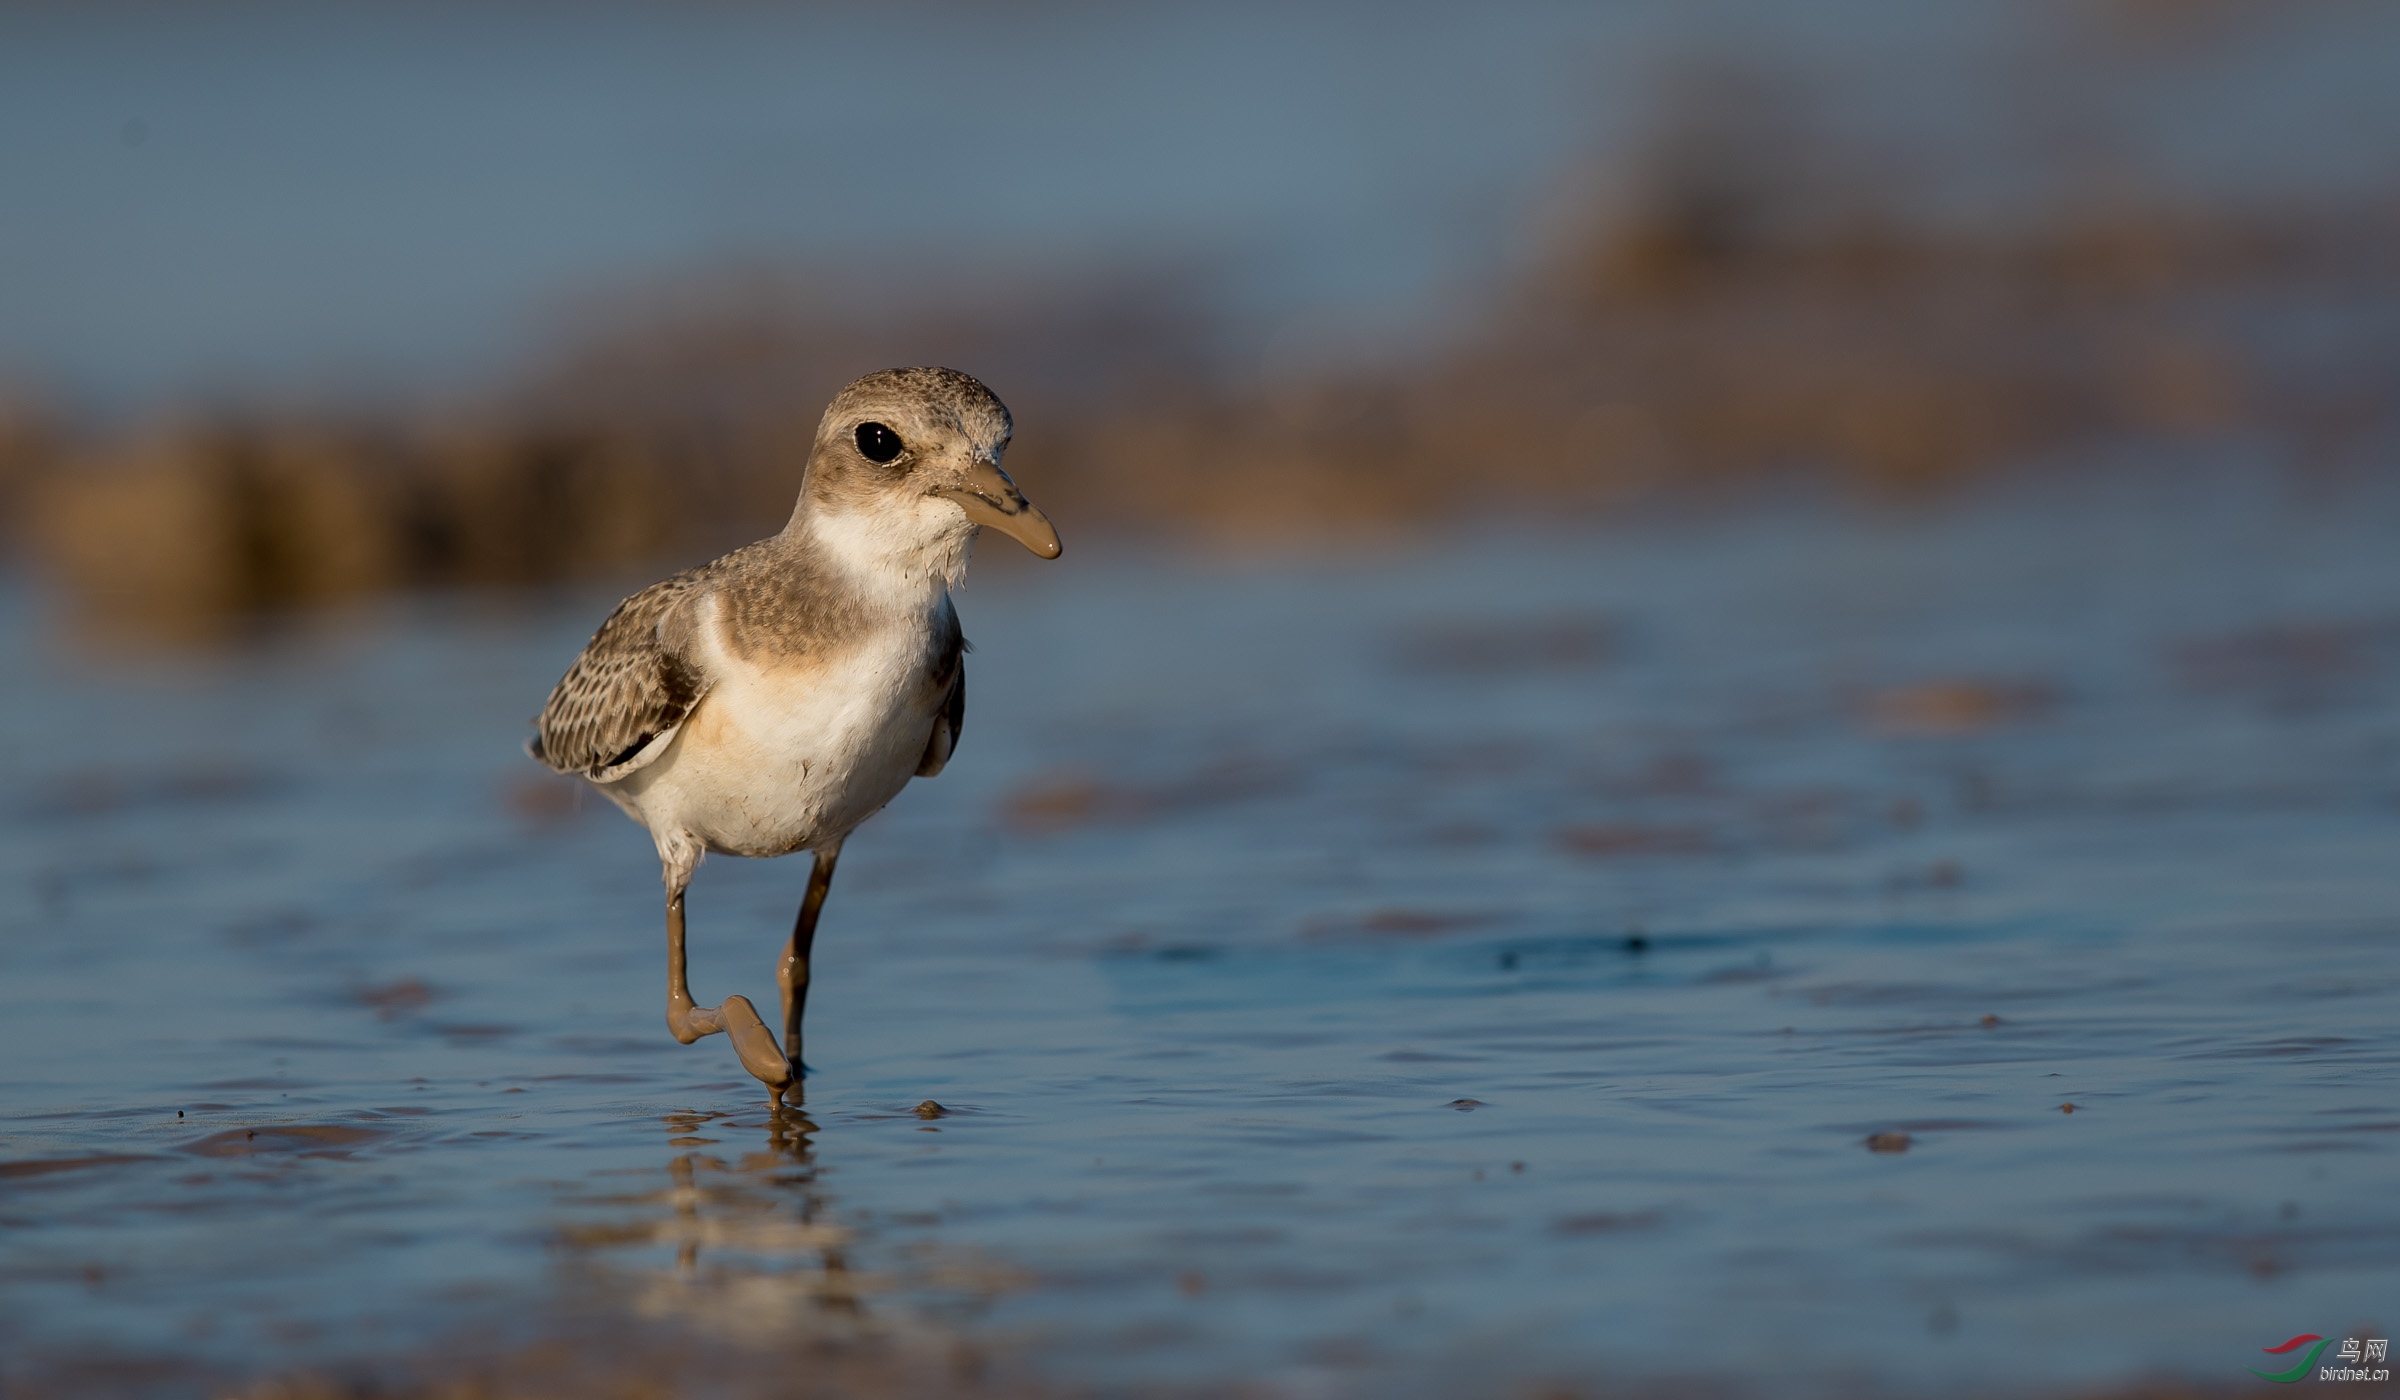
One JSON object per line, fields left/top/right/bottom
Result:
{"left": 3, "top": 469, "right": 2398, "bottom": 1396}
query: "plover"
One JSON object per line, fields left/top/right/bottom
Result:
{"left": 528, "top": 367, "right": 1059, "bottom": 1103}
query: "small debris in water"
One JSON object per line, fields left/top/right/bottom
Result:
{"left": 1864, "top": 1132, "right": 1913, "bottom": 1153}
{"left": 914, "top": 1100, "right": 950, "bottom": 1119}
{"left": 1446, "top": 1099, "right": 1486, "bottom": 1111}
{"left": 2059, "top": 1103, "right": 2077, "bottom": 1114}
{"left": 1625, "top": 935, "right": 1650, "bottom": 953}
{"left": 1981, "top": 1014, "right": 2003, "bottom": 1027}
{"left": 1510, "top": 1161, "right": 1526, "bottom": 1173}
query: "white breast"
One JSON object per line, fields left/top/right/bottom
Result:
{"left": 610, "top": 591, "right": 942, "bottom": 861}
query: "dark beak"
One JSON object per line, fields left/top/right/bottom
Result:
{"left": 936, "top": 459, "right": 1061, "bottom": 559}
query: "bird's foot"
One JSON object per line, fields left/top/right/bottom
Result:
{"left": 668, "top": 993, "right": 797, "bottom": 1100}
{"left": 718, "top": 994, "right": 798, "bottom": 1097}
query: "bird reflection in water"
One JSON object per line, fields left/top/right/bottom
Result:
{"left": 555, "top": 1106, "right": 879, "bottom": 1341}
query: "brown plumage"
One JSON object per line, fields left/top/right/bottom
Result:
{"left": 529, "top": 541, "right": 966, "bottom": 785}
{"left": 523, "top": 367, "right": 1057, "bottom": 1105}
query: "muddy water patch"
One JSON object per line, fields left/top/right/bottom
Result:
{"left": 0, "top": 1153, "right": 162, "bottom": 1181}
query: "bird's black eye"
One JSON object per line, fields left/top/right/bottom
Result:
{"left": 855, "top": 422, "right": 905, "bottom": 463}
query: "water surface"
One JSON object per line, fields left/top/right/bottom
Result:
{"left": 3, "top": 469, "right": 2397, "bottom": 1395}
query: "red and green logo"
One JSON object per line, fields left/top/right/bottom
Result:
{"left": 2252, "top": 1334, "right": 2331, "bottom": 1383}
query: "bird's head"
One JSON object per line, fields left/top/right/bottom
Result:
{"left": 795, "top": 367, "right": 1061, "bottom": 577}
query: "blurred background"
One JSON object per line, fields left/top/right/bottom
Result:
{"left": 4, "top": 4, "right": 2400, "bottom": 1398}
{"left": 5, "top": 0, "right": 2399, "bottom": 633}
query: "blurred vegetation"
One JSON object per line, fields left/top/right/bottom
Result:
{"left": 11, "top": 74, "right": 2399, "bottom": 641}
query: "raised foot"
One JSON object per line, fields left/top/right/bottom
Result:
{"left": 667, "top": 993, "right": 797, "bottom": 1098}
{"left": 717, "top": 994, "right": 798, "bottom": 1095}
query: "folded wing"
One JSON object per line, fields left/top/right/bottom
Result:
{"left": 915, "top": 607, "right": 967, "bottom": 778}
{"left": 530, "top": 573, "right": 711, "bottom": 783}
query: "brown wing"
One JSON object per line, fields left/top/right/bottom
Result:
{"left": 529, "top": 571, "right": 711, "bottom": 782}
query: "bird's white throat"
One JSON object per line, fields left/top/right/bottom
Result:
{"left": 797, "top": 497, "right": 977, "bottom": 608}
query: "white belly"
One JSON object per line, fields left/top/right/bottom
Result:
{"left": 608, "top": 629, "right": 938, "bottom": 859}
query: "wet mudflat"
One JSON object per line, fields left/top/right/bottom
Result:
{"left": 3, "top": 468, "right": 2397, "bottom": 1398}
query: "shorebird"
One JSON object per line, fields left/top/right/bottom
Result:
{"left": 527, "top": 367, "right": 1059, "bottom": 1104}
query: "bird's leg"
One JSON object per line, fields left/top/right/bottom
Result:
{"left": 778, "top": 844, "right": 843, "bottom": 1070}
{"left": 665, "top": 885, "right": 796, "bottom": 1104}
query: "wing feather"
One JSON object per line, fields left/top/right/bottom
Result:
{"left": 529, "top": 572, "right": 711, "bottom": 782}
{"left": 915, "top": 611, "right": 967, "bottom": 778}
